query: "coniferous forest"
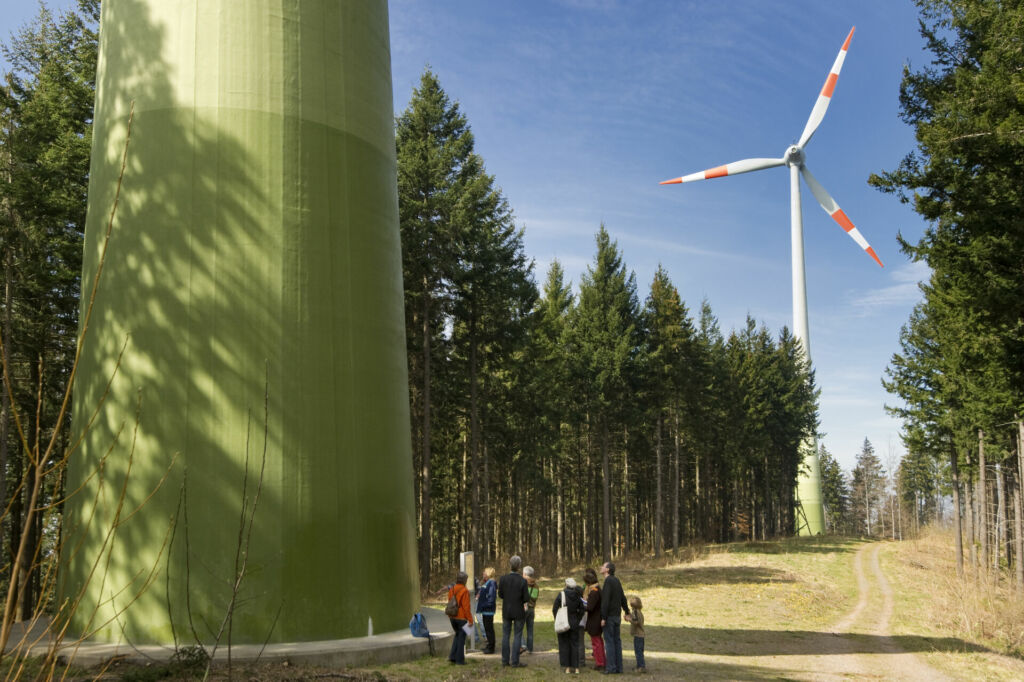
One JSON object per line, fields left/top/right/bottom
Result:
{"left": 0, "top": 0, "right": 1022, "bottom": 617}
{"left": 396, "top": 71, "right": 824, "bottom": 584}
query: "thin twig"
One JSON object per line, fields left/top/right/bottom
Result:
{"left": 205, "top": 365, "right": 272, "bottom": 679}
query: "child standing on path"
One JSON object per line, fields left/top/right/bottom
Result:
{"left": 629, "top": 595, "right": 646, "bottom": 673}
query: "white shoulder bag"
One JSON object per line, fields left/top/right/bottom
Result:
{"left": 554, "top": 590, "right": 571, "bottom": 633}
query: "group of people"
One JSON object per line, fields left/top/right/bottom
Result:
{"left": 445, "top": 556, "right": 647, "bottom": 674}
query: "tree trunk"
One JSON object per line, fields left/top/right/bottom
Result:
{"left": 0, "top": 249, "right": 11, "bottom": 520}
{"left": 483, "top": 440, "right": 491, "bottom": 558}
{"left": 1018, "top": 418, "right": 1024, "bottom": 588}
{"left": 601, "top": 419, "right": 611, "bottom": 562}
{"left": 673, "top": 409, "right": 680, "bottom": 550}
{"left": 965, "top": 464, "right": 977, "bottom": 573}
{"left": 979, "top": 429, "right": 988, "bottom": 576}
{"left": 556, "top": 472, "right": 564, "bottom": 565}
{"left": 654, "top": 414, "right": 663, "bottom": 557}
{"left": 419, "top": 292, "right": 432, "bottom": 586}
{"left": 997, "top": 460, "right": 1007, "bottom": 573}
{"left": 890, "top": 492, "right": 896, "bottom": 541}
{"left": 1013, "top": 460, "right": 1023, "bottom": 590}
{"left": 865, "top": 482, "right": 872, "bottom": 536}
{"left": 950, "top": 445, "right": 964, "bottom": 577}
{"left": 618, "top": 425, "right": 626, "bottom": 552}
{"left": 7, "top": 419, "right": 22, "bottom": 620}
{"left": 469, "top": 332, "right": 480, "bottom": 551}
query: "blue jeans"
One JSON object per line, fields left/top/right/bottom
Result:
{"left": 502, "top": 616, "right": 525, "bottom": 665}
{"left": 603, "top": 615, "right": 623, "bottom": 673}
{"left": 634, "top": 636, "right": 645, "bottom": 669}
{"left": 525, "top": 607, "right": 535, "bottom": 652}
{"left": 449, "top": 618, "right": 467, "bottom": 663}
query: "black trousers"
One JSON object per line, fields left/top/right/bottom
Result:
{"left": 557, "top": 626, "right": 582, "bottom": 668}
{"left": 482, "top": 614, "right": 495, "bottom": 651}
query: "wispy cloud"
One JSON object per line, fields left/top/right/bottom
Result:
{"left": 617, "top": 232, "right": 772, "bottom": 267}
{"left": 848, "top": 260, "right": 928, "bottom": 313}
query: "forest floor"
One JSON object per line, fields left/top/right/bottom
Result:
{"left": 32, "top": 531, "right": 1024, "bottom": 680}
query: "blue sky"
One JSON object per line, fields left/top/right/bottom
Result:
{"left": 3, "top": 2, "right": 932, "bottom": 472}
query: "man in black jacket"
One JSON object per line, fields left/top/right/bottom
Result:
{"left": 497, "top": 555, "right": 530, "bottom": 667}
{"left": 599, "top": 561, "right": 630, "bottom": 674}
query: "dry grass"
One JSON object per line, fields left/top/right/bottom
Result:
{"left": 890, "top": 528, "right": 1024, "bottom": 655}
{"left": 885, "top": 527, "right": 1024, "bottom": 681}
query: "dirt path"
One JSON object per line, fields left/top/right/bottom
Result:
{"left": 630, "top": 542, "right": 953, "bottom": 680}
{"left": 831, "top": 543, "right": 949, "bottom": 681}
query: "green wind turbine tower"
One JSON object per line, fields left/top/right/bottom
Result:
{"left": 60, "top": 0, "right": 418, "bottom": 644}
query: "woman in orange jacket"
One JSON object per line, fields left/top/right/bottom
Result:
{"left": 447, "top": 571, "right": 474, "bottom": 664}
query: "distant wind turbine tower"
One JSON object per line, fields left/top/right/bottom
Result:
{"left": 660, "top": 27, "right": 883, "bottom": 536}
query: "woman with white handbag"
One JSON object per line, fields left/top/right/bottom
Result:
{"left": 552, "top": 577, "right": 585, "bottom": 673}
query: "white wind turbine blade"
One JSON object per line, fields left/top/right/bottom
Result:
{"left": 659, "top": 157, "right": 784, "bottom": 185}
{"left": 797, "top": 27, "right": 855, "bottom": 149}
{"left": 800, "top": 165, "right": 883, "bottom": 267}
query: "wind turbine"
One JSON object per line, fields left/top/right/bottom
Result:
{"left": 659, "top": 27, "right": 883, "bottom": 536}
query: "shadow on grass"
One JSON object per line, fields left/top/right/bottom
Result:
{"left": 658, "top": 624, "right": 988, "bottom": 657}
{"left": 626, "top": 565, "right": 800, "bottom": 591}
{"left": 720, "top": 537, "right": 865, "bottom": 556}
{"left": 363, "top": 620, "right": 989, "bottom": 681}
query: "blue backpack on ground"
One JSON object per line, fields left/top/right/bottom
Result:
{"left": 409, "top": 612, "right": 429, "bottom": 638}
{"left": 409, "top": 612, "right": 434, "bottom": 656}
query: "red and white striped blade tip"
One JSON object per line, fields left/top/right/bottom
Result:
{"left": 797, "top": 26, "right": 856, "bottom": 148}
{"left": 799, "top": 165, "right": 883, "bottom": 268}
{"left": 659, "top": 158, "right": 784, "bottom": 185}
{"left": 828, "top": 209, "right": 884, "bottom": 268}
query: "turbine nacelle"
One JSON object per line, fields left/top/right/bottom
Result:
{"left": 784, "top": 145, "right": 805, "bottom": 168}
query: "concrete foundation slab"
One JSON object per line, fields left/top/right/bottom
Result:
{"left": 3, "top": 608, "right": 455, "bottom": 670}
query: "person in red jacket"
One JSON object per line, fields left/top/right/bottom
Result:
{"left": 447, "top": 571, "right": 474, "bottom": 665}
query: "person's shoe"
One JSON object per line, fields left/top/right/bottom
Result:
{"left": 565, "top": 668, "right": 572, "bottom": 674}
{"left": 511, "top": 662, "right": 527, "bottom": 668}
{"left": 573, "top": 669, "right": 580, "bottom": 674}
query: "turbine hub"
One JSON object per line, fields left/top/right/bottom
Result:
{"left": 784, "top": 145, "right": 804, "bottom": 167}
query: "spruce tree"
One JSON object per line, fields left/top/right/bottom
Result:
{"left": 448, "top": 141, "right": 536, "bottom": 552}
{"left": 396, "top": 69, "right": 474, "bottom": 584}
{"left": 642, "top": 265, "right": 688, "bottom": 555}
{"left": 533, "top": 261, "right": 575, "bottom": 561}
{"left": 571, "top": 225, "right": 640, "bottom": 560}
{"left": 0, "top": 0, "right": 98, "bottom": 614}
{"left": 850, "top": 438, "right": 886, "bottom": 536}
{"left": 818, "top": 444, "right": 850, "bottom": 534}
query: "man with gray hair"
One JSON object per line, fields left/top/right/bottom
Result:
{"left": 497, "top": 555, "right": 530, "bottom": 667}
